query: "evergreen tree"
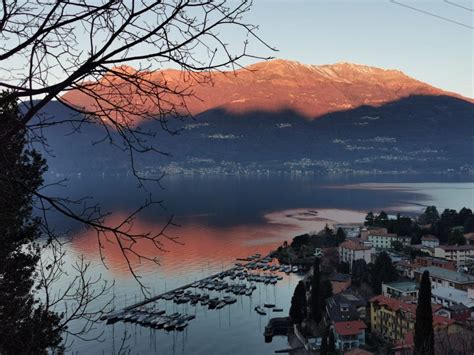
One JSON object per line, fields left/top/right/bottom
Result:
{"left": 311, "top": 258, "right": 322, "bottom": 323}
{"left": 328, "top": 328, "right": 336, "bottom": 353}
{"left": 321, "top": 279, "right": 333, "bottom": 301}
{"left": 464, "top": 216, "right": 474, "bottom": 233}
{"left": 414, "top": 271, "right": 434, "bottom": 355}
{"left": 448, "top": 229, "right": 466, "bottom": 245}
{"left": 335, "top": 227, "right": 346, "bottom": 245}
{"left": 364, "top": 212, "right": 375, "bottom": 226}
{"left": 370, "top": 252, "right": 398, "bottom": 294}
{"left": 289, "top": 281, "right": 307, "bottom": 324}
{"left": 320, "top": 331, "right": 328, "bottom": 355}
{"left": 0, "top": 93, "right": 63, "bottom": 354}
{"left": 374, "top": 211, "right": 388, "bottom": 226}
{"left": 420, "top": 206, "right": 439, "bottom": 225}
{"left": 458, "top": 207, "right": 472, "bottom": 226}
{"left": 351, "top": 259, "right": 368, "bottom": 287}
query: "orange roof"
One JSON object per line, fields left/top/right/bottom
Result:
{"left": 370, "top": 295, "right": 452, "bottom": 327}
{"left": 334, "top": 320, "right": 367, "bottom": 336}
{"left": 339, "top": 240, "right": 371, "bottom": 251}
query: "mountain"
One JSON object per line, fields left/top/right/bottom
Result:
{"left": 62, "top": 59, "right": 469, "bottom": 124}
{"left": 37, "top": 60, "right": 473, "bottom": 177}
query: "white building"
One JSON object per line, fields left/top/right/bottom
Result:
{"left": 382, "top": 281, "right": 419, "bottom": 299}
{"left": 421, "top": 234, "right": 439, "bottom": 248}
{"left": 368, "top": 234, "right": 411, "bottom": 249}
{"left": 338, "top": 240, "right": 373, "bottom": 269}
{"left": 431, "top": 287, "right": 474, "bottom": 309}
{"left": 434, "top": 245, "right": 474, "bottom": 267}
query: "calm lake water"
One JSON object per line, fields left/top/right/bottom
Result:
{"left": 44, "top": 175, "right": 473, "bottom": 354}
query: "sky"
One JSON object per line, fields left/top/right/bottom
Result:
{"left": 2, "top": 1, "right": 472, "bottom": 99}
{"left": 237, "top": 0, "right": 473, "bottom": 98}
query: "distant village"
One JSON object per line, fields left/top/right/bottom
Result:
{"left": 274, "top": 206, "right": 474, "bottom": 354}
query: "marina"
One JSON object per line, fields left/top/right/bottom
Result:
{"left": 102, "top": 254, "right": 304, "bottom": 332}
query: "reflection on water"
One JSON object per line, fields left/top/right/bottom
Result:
{"left": 47, "top": 176, "right": 473, "bottom": 354}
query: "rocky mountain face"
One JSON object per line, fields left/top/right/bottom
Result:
{"left": 40, "top": 60, "right": 473, "bottom": 177}
{"left": 62, "top": 59, "right": 467, "bottom": 123}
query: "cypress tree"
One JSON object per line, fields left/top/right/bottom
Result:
{"left": 414, "top": 271, "right": 434, "bottom": 355}
{"left": 328, "top": 329, "right": 336, "bottom": 353}
{"left": 320, "top": 329, "right": 328, "bottom": 355}
{"left": 311, "top": 258, "right": 322, "bottom": 323}
{"left": 289, "top": 281, "right": 307, "bottom": 324}
{"left": 335, "top": 227, "right": 346, "bottom": 245}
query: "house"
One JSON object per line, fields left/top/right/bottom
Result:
{"left": 329, "top": 273, "right": 352, "bottom": 294}
{"left": 333, "top": 320, "right": 367, "bottom": 351}
{"left": 421, "top": 234, "right": 439, "bottom": 248}
{"left": 414, "top": 266, "right": 474, "bottom": 291}
{"left": 382, "top": 281, "right": 419, "bottom": 300}
{"left": 431, "top": 286, "right": 474, "bottom": 311}
{"left": 395, "top": 260, "right": 418, "bottom": 279}
{"left": 338, "top": 240, "right": 373, "bottom": 269}
{"left": 360, "top": 227, "right": 388, "bottom": 241}
{"left": 326, "top": 290, "right": 368, "bottom": 323}
{"left": 369, "top": 295, "right": 454, "bottom": 343}
{"left": 434, "top": 245, "right": 474, "bottom": 267}
{"left": 367, "top": 234, "right": 411, "bottom": 250}
{"left": 414, "top": 256, "right": 456, "bottom": 270}
{"left": 435, "top": 303, "right": 471, "bottom": 323}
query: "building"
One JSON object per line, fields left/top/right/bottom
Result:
{"left": 382, "top": 281, "right": 419, "bottom": 300}
{"left": 414, "top": 256, "right": 456, "bottom": 270}
{"left": 369, "top": 295, "right": 455, "bottom": 343}
{"left": 431, "top": 286, "right": 474, "bottom": 309}
{"left": 360, "top": 227, "right": 388, "bottom": 241}
{"left": 435, "top": 303, "right": 471, "bottom": 323}
{"left": 367, "top": 234, "right": 411, "bottom": 250}
{"left": 326, "top": 291, "right": 367, "bottom": 323}
{"left": 421, "top": 234, "right": 439, "bottom": 248}
{"left": 333, "top": 320, "right": 367, "bottom": 351}
{"left": 395, "top": 260, "right": 418, "bottom": 279}
{"left": 414, "top": 266, "right": 474, "bottom": 291}
{"left": 334, "top": 224, "right": 363, "bottom": 238}
{"left": 434, "top": 245, "right": 474, "bottom": 267}
{"left": 338, "top": 240, "right": 372, "bottom": 269}
{"left": 465, "top": 232, "right": 474, "bottom": 245}
{"left": 328, "top": 273, "right": 352, "bottom": 294}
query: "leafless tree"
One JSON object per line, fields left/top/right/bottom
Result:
{"left": 0, "top": 0, "right": 273, "bottom": 291}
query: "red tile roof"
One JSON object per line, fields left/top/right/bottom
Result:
{"left": 339, "top": 240, "right": 371, "bottom": 251}
{"left": 334, "top": 320, "right": 367, "bottom": 336}
{"left": 370, "top": 295, "right": 452, "bottom": 327}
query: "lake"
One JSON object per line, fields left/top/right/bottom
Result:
{"left": 44, "top": 175, "right": 473, "bottom": 354}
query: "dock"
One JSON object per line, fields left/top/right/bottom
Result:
{"left": 103, "top": 253, "right": 303, "bottom": 332}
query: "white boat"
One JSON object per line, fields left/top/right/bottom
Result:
{"left": 255, "top": 306, "right": 266, "bottom": 315}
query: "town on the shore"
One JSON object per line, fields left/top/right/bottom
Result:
{"left": 272, "top": 206, "right": 474, "bottom": 354}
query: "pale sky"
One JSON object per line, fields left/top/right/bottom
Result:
{"left": 238, "top": 0, "right": 473, "bottom": 98}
